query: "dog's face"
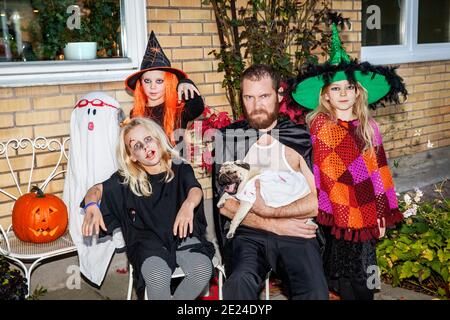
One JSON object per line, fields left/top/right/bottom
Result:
{"left": 218, "top": 161, "right": 251, "bottom": 195}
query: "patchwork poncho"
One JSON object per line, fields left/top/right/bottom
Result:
{"left": 311, "top": 113, "right": 403, "bottom": 242}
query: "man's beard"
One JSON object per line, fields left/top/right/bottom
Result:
{"left": 244, "top": 101, "right": 279, "bottom": 130}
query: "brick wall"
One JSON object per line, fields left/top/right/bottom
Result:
{"left": 375, "top": 61, "right": 450, "bottom": 158}
{"left": 0, "top": 82, "right": 132, "bottom": 228}
{"left": 1, "top": 0, "right": 449, "bottom": 228}
{"left": 332, "top": 0, "right": 450, "bottom": 159}
{"left": 0, "top": 0, "right": 226, "bottom": 228}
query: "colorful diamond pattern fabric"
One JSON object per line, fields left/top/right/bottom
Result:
{"left": 310, "top": 113, "right": 403, "bottom": 242}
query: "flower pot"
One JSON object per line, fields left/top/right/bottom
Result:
{"left": 63, "top": 42, "right": 97, "bottom": 60}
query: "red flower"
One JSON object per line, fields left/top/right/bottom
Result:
{"left": 195, "top": 106, "right": 233, "bottom": 173}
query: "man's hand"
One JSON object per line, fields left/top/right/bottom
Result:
{"left": 219, "top": 198, "right": 317, "bottom": 238}
{"left": 250, "top": 179, "right": 274, "bottom": 217}
{"left": 247, "top": 179, "right": 318, "bottom": 219}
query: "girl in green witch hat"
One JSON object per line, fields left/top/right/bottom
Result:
{"left": 292, "top": 23, "right": 407, "bottom": 300}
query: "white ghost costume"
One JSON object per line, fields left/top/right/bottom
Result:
{"left": 63, "top": 92, "right": 126, "bottom": 286}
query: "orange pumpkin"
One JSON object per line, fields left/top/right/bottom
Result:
{"left": 12, "top": 186, "right": 68, "bottom": 243}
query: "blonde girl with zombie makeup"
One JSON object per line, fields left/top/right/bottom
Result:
{"left": 82, "top": 118, "right": 214, "bottom": 300}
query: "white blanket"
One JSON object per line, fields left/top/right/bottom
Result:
{"left": 63, "top": 92, "right": 125, "bottom": 286}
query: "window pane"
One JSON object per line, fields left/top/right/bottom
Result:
{"left": 418, "top": 0, "right": 450, "bottom": 44}
{"left": 362, "top": 0, "right": 404, "bottom": 46}
{"left": 0, "top": 0, "right": 123, "bottom": 62}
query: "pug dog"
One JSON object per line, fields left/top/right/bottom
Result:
{"left": 217, "top": 161, "right": 315, "bottom": 239}
{"left": 217, "top": 161, "right": 260, "bottom": 239}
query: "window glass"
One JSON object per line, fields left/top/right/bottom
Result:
{"left": 418, "top": 0, "right": 450, "bottom": 44}
{"left": 362, "top": 0, "right": 404, "bottom": 46}
{"left": 0, "top": 0, "right": 123, "bottom": 62}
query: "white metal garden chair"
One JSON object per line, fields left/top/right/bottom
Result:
{"left": 126, "top": 256, "right": 271, "bottom": 300}
{"left": 0, "top": 137, "right": 76, "bottom": 298}
{"left": 127, "top": 255, "right": 225, "bottom": 300}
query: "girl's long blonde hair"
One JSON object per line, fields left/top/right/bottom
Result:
{"left": 306, "top": 82, "right": 375, "bottom": 151}
{"left": 117, "top": 117, "right": 180, "bottom": 197}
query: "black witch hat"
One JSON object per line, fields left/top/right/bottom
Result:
{"left": 125, "top": 31, "right": 187, "bottom": 91}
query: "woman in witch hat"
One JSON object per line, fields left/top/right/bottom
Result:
{"left": 125, "top": 31, "right": 204, "bottom": 144}
{"left": 291, "top": 23, "right": 407, "bottom": 300}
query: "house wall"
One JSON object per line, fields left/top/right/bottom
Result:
{"left": 332, "top": 0, "right": 450, "bottom": 158}
{"left": 0, "top": 0, "right": 449, "bottom": 228}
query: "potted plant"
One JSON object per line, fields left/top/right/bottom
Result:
{"left": 62, "top": 8, "right": 99, "bottom": 60}
{"left": 27, "top": 0, "right": 120, "bottom": 60}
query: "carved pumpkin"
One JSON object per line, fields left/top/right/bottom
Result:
{"left": 12, "top": 186, "right": 68, "bottom": 243}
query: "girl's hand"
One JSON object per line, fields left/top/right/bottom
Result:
{"left": 173, "top": 202, "right": 195, "bottom": 238}
{"left": 177, "top": 83, "right": 200, "bottom": 101}
{"left": 377, "top": 218, "right": 386, "bottom": 239}
{"left": 82, "top": 205, "right": 107, "bottom": 236}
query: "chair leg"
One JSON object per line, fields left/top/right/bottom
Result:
{"left": 129, "top": 261, "right": 227, "bottom": 300}
{"left": 126, "top": 264, "right": 133, "bottom": 300}
{"left": 216, "top": 265, "right": 225, "bottom": 300}
{"left": 264, "top": 271, "right": 271, "bottom": 300}
{"left": 199, "top": 282, "right": 210, "bottom": 297}
{"left": 265, "top": 276, "right": 270, "bottom": 300}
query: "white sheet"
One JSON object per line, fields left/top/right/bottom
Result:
{"left": 62, "top": 92, "right": 125, "bottom": 285}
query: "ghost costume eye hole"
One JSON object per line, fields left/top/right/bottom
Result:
{"left": 87, "top": 108, "right": 90, "bottom": 115}
{"left": 93, "top": 109, "right": 97, "bottom": 115}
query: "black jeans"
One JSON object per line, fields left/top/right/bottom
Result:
{"left": 223, "top": 227, "right": 329, "bottom": 300}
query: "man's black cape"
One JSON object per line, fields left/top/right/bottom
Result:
{"left": 211, "top": 118, "right": 315, "bottom": 253}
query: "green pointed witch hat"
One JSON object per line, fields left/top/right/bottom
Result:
{"left": 292, "top": 24, "right": 406, "bottom": 110}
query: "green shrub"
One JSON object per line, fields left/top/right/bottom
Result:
{"left": 0, "top": 255, "right": 28, "bottom": 300}
{"left": 377, "top": 185, "right": 450, "bottom": 299}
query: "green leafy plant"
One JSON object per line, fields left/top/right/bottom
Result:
{"left": 27, "top": 0, "right": 120, "bottom": 60}
{"left": 377, "top": 182, "right": 450, "bottom": 299}
{"left": 27, "top": 285, "right": 48, "bottom": 300}
{"left": 27, "top": 0, "right": 71, "bottom": 60}
{"left": 203, "top": 0, "right": 350, "bottom": 119}
{"left": 0, "top": 255, "right": 28, "bottom": 300}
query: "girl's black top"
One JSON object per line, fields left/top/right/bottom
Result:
{"left": 95, "top": 161, "right": 214, "bottom": 297}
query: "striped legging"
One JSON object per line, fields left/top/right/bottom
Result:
{"left": 141, "top": 237, "right": 212, "bottom": 300}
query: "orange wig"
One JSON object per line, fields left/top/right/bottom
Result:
{"left": 131, "top": 72, "right": 185, "bottom": 143}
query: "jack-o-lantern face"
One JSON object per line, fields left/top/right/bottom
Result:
{"left": 12, "top": 186, "right": 68, "bottom": 243}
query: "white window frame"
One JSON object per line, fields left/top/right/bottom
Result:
{"left": 0, "top": 0, "right": 147, "bottom": 87}
{"left": 361, "top": 0, "right": 450, "bottom": 64}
